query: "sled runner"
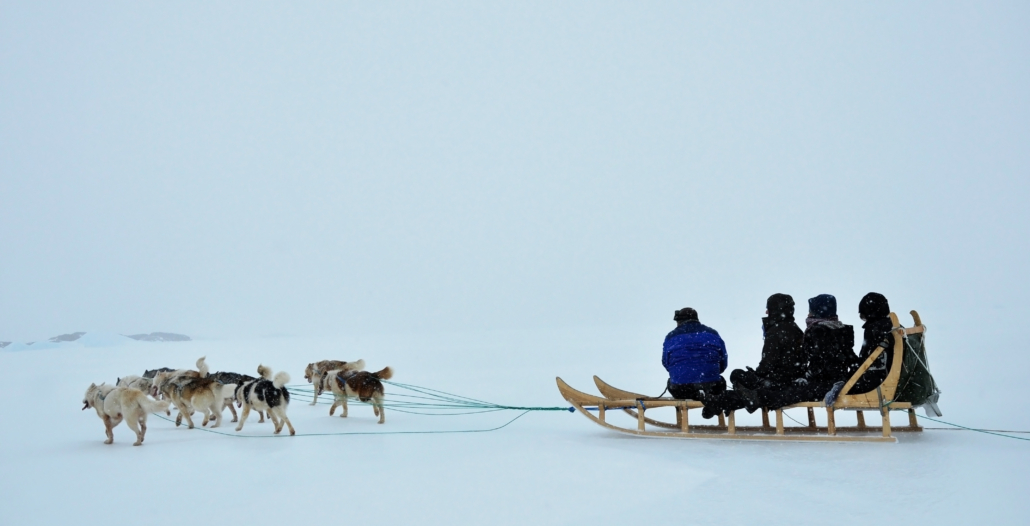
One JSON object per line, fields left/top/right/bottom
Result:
{"left": 556, "top": 311, "right": 930, "bottom": 443}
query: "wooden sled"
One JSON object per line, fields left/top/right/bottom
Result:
{"left": 556, "top": 311, "right": 927, "bottom": 443}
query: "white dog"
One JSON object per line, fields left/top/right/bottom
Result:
{"left": 117, "top": 375, "right": 170, "bottom": 415}
{"left": 82, "top": 383, "right": 170, "bottom": 446}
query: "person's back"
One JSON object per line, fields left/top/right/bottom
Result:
{"left": 801, "top": 294, "right": 856, "bottom": 387}
{"left": 753, "top": 293, "right": 806, "bottom": 387}
{"left": 663, "top": 308, "right": 728, "bottom": 401}
{"left": 848, "top": 292, "right": 894, "bottom": 394}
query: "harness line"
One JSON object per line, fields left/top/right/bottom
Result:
{"left": 146, "top": 379, "right": 1030, "bottom": 442}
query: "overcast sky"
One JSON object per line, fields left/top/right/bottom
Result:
{"left": 2, "top": 2, "right": 1027, "bottom": 342}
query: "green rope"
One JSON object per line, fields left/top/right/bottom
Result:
{"left": 151, "top": 410, "right": 535, "bottom": 438}
{"left": 918, "top": 415, "right": 1030, "bottom": 442}
{"left": 284, "top": 382, "right": 569, "bottom": 414}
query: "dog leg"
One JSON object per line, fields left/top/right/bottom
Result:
{"left": 226, "top": 400, "right": 238, "bottom": 422}
{"left": 102, "top": 415, "right": 115, "bottom": 444}
{"left": 178, "top": 399, "right": 196, "bottom": 429}
{"left": 125, "top": 415, "right": 143, "bottom": 446}
{"left": 376, "top": 395, "right": 385, "bottom": 424}
{"left": 341, "top": 396, "right": 348, "bottom": 418}
{"left": 309, "top": 385, "right": 319, "bottom": 406}
{"left": 278, "top": 409, "right": 295, "bottom": 436}
{"left": 235, "top": 405, "right": 251, "bottom": 432}
{"left": 210, "top": 400, "right": 223, "bottom": 429}
{"left": 258, "top": 410, "right": 265, "bottom": 423}
{"left": 140, "top": 416, "right": 147, "bottom": 443}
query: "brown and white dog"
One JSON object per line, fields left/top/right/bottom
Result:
{"left": 82, "top": 383, "right": 170, "bottom": 446}
{"left": 234, "top": 365, "right": 295, "bottom": 435}
{"left": 304, "top": 359, "right": 365, "bottom": 405}
{"left": 327, "top": 366, "right": 393, "bottom": 424}
{"left": 300, "top": 360, "right": 366, "bottom": 405}
{"left": 152, "top": 357, "right": 233, "bottom": 429}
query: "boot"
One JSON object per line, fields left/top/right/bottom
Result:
{"left": 701, "top": 391, "right": 731, "bottom": 420}
{"left": 737, "top": 387, "right": 761, "bottom": 414}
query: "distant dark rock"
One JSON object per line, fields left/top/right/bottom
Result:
{"left": 0, "top": 342, "right": 10, "bottom": 349}
{"left": 126, "top": 332, "right": 191, "bottom": 342}
{"left": 49, "top": 332, "right": 86, "bottom": 343}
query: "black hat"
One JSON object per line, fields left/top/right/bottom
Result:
{"left": 808, "top": 294, "right": 837, "bottom": 318}
{"left": 859, "top": 292, "right": 890, "bottom": 319}
{"left": 674, "top": 308, "right": 699, "bottom": 322}
{"left": 766, "top": 293, "right": 795, "bottom": 318}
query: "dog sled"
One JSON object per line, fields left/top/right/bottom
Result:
{"left": 556, "top": 311, "right": 934, "bottom": 443}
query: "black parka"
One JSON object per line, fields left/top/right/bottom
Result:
{"left": 848, "top": 293, "right": 895, "bottom": 394}
{"left": 754, "top": 294, "right": 806, "bottom": 387}
{"left": 803, "top": 320, "right": 856, "bottom": 386}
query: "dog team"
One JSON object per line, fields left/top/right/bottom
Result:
{"left": 82, "top": 356, "right": 394, "bottom": 446}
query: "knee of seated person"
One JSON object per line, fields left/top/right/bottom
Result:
{"left": 729, "top": 369, "right": 747, "bottom": 384}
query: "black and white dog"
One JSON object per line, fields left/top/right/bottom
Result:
{"left": 234, "top": 365, "right": 294, "bottom": 435}
{"left": 209, "top": 371, "right": 259, "bottom": 423}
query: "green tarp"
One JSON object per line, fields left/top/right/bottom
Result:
{"left": 895, "top": 332, "right": 939, "bottom": 405}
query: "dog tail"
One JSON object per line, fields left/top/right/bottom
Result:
{"left": 273, "top": 371, "right": 290, "bottom": 389}
{"left": 139, "top": 396, "right": 171, "bottom": 415}
{"left": 373, "top": 367, "right": 393, "bottom": 381}
{"left": 196, "top": 356, "right": 209, "bottom": 377}
{"left": 258, "top": 364, "right": 273, "bottom": 380}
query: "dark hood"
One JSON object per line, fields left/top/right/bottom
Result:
{"left": 859, "top": 292, "right": 890, "bottom": 319}
{"left": 808, "top": 294, "right": 837, "bottom": 318}
{"left": 765, "top": 293, "right": 795, "bottom": 321}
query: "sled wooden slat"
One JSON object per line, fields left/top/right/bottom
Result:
{"left": 557, "top": 310, "right": 929, "bottom": 442}
{"left": 593, "top": 376, "right": 704, "bottom": 430}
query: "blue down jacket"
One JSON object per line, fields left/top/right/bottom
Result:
{"left": 662, "top": 322, "right": 728, "bottom": 385}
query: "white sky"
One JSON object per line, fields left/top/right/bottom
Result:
{"left": 2, "top": 2, "right": 1028, "bottom": 342}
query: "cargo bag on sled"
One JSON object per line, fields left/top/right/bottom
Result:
{"left": 894, "top": 330, "right": 942, "bottom": 417}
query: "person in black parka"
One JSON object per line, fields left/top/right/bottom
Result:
{"left": 846, "top": 292, "right": 895, "bottom": 395}
{"left": 728, "top": 293, "right": 805, "bottom": 391}
{"left": 704, "top": 294, "right": 857, "bottom": 415}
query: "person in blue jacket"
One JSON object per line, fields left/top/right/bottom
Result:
{"left": 663, "top": 307, "right": 728, "bottom": 401}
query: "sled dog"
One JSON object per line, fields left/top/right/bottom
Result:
{"left": 304, "top": 359, "right": 365, "bottom": 405}
{"left": 116, "top": 375, "right": 170, "bottom": 415}
{"left": 210, "top": 371, "right": 267, "bottom": 423}
{"left": 82, "top": 383, "right": 170, "bottom": 446}
{"left": 327, "top": 366, "right": 393, "bottom": 424}
{"left": 234, "top": 366, "right": 295, "bottom": 435}
{"left": 152, "top": 357, "right": 231, "bottom": 429}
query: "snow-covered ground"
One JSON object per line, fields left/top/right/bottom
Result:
{"left": 1, "top": 327, "right": 1027, "bottom": 525}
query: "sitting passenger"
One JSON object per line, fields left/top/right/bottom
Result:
{"left": 703, "top": 294, "right": 855, "bottom": 416}
{"left": 845, "top": 292, "right": 895, "bottom": 395}
{"left": 728, "top": 293, "right": 805, "bottom": 391}
{"left": 663, "top": 308, "right": 728, "bottom": 402}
